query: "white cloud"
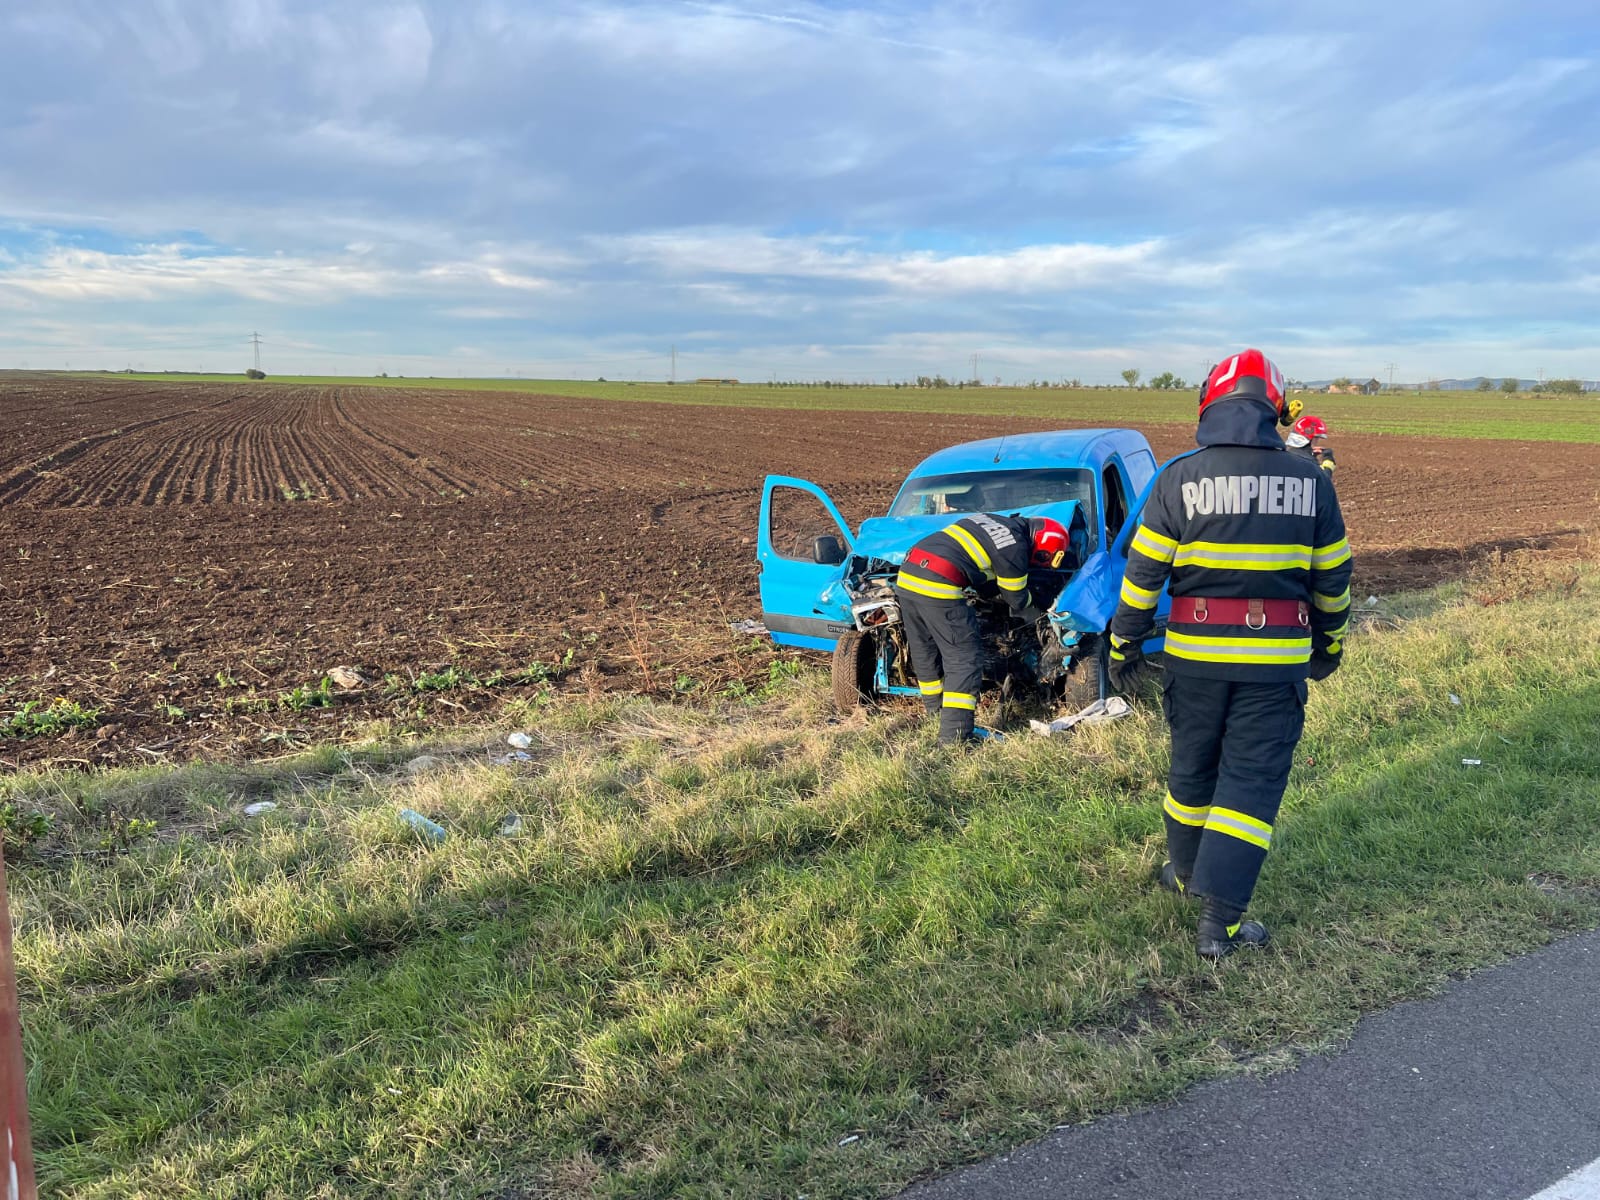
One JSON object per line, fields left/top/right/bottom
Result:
{"left": 0, "top": 244, "right": 556, "bottom": 306}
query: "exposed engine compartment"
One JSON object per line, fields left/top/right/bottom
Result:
{"left": 838, "top": 557, "right": 1093, "bottom": 699}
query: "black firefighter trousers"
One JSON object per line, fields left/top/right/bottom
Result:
{"left": 895, "top": 588, "right": 982, "bottom": 743}
{"left": 1160, "top": 673, "right": 1308, "bottom": 912}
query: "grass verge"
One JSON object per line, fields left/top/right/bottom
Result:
{"left": 8, "top": 554, "right": 1600, "bottom": 1198}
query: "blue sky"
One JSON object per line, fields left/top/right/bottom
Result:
{"left": 1, "top": 0, "right": 1597, "bottom": 383}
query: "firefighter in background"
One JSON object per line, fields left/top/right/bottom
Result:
{"left": 1286, "top": 414, "right": 1337, "bottom": 477}
{"left": 895, "top": 513, "right": 1069, "bottom": 745}
{"left": 1107, "top": 349, "right": 1352, "bottom": 959}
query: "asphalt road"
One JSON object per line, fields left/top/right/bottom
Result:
{"left": 903, "top": 928, "right": 1600, "bottom": 1200}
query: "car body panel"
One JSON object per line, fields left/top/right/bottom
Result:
{"left": 756, "top": 475, "right": 857, "bottom": 650}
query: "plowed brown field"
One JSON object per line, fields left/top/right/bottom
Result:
{"left": 1, "top": 377, "right": 1591, "bottom": 767}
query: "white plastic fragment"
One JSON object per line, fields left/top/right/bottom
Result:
{"left": 837, "top": 1135, "right": 860, "bottom": 1147}
{"left": 1029, "top": 695, "right": 1132, "bottom": 736}
{"left": 242, "top": 801, "right": 277, "bottom": 816}
{"left": 1366, "top": 595, "right": 1380, "bottom": 606}
{"left": 1462, "top": 758, "right": 1483, "bottom": 767}
{"left": 507, "top": 731, "right": 533, "bottom": 749}
{"left": 499, "top": 812, "right": 524, "bottom": 837}
{"left": 1448, "top": 694, "right": 1462, "bottom": 706}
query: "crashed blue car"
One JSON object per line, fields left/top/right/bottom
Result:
{"left": 756, "top": 428, "right": 1170, "bottom": 711}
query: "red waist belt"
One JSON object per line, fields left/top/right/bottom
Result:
{"left": 1170, "top": 597, "right": 1309, "bottom": 629}
{"left": 905, "top": 547, "right": 968, "bottom": 585}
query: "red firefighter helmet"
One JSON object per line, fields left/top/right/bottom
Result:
{"left": 1028, "top": 516, "right": 1070, "bottom": 569}
{"left": 1292, "top": 414, "right": 1328, "bottom": 440}
{"left": 1198, "top": 349, "right": 1292, "bottom": 425}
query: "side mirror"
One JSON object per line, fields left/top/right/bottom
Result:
{"left": 812, "top": 535, "right": 846, "bottom": 566}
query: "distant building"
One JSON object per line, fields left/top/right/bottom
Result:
{"left": 1326, "top": 378, "right": 1382, "bottom": 395}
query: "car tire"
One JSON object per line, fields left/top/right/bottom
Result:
{"left": 831, "top": 631, "right": 877, "bottom": 712}
{"left": 1058, "top": 638, "right": 1110, "bottom": 710}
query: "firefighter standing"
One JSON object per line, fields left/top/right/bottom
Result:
{"left": 1286, "top": 414, "right": 1337, "bottom": 477}
{"left": 1107, "top": 349, "right": 1353, "bottom": 959}
{"left": 895, "top": 513, "right": 1069, "bottom": 744}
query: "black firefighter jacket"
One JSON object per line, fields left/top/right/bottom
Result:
{"left": 896, "top": 513, "right": 1036, "bottom": 615}
{"left": 1110, "top": 400, "right": 1353, "bottom": 682}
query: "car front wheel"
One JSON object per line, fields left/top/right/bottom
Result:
{"left": 831, "top": 630, "right": 877, "bottom": 712}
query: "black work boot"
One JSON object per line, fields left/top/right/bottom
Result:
{"left": 937, "top": 708, "right": 977, "bottom": 746}
{"left": 1154, "top": 861, "right": 1193, "bottom": 898}
{"left": 1195, "top": 898, "right": 1270, "bottom": 960}
{"left": 923, "top": 697, "right": 942, "bottom": 718}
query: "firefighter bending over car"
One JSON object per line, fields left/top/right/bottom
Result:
{"left": 895, "top": 514, "right": 1071, "bottom": 745}
{"left": 1107, "top": 349, "right": 1353, "bottom": 960}
{"left": 1286, "top": 414, "right": 1337, "bottom": 477}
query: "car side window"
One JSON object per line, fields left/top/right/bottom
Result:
{"left": 1124, "top": 449, "right": 1156, "bottom": 495}
{"left": 1101, "top": 461, "right": 1129, "bottom": 541}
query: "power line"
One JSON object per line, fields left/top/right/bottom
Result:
{"left": 249, "top": 331, "right": 264, "bottom": 372}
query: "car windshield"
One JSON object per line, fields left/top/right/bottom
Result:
{"left": 889, "top": 468, "right": 1096, "bottom": 521}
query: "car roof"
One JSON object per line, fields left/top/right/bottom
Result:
{"left": 906, "top": 428, "right": 1147, "bottom": 477}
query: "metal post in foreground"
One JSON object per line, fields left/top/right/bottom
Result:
{"left": 0, "top": 841, "right": 38, "bottom": 1200}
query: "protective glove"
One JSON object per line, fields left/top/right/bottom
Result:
{"left": 1307, "top": 649, "right": 1341, "bottom": 681}
{"left": 1107, "top": 636, "right": 1146, "bottom": 694}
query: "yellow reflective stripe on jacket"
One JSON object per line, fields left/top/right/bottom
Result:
{"left": 1120, "top": 575, "right": 1161, "bottom": 610}
{"left": 1131, "top": 524, "right": 1178, "bottom": 564}
{"left": 1311, "top": 538, "right": 1352, "bottom": 568}
{"left": 945, "top": 524, "right": 991, "bottom": 571}
{"left": 896, "top": 572, "right": 964, "bottom": 600}
{"left": 1204, "top": 806, "right": 1273, "bottom": 850}
{"left": 918, "top": 680, "right": 943, "bottom": 696}
{"left": 995, "top": 573, "right": 1028, "bottom": 592}
{"left": 1164, "top": 630, "right": 1312, "bottom": 665}
{"left": 942, "top": 691, "right": 977, "bottom": 711}
{"left": 1173, "top": 541, "right": 1312, "bottom": 570}
{"left": 1313, "top": 586, "right": 1351, "bottom": 613}
{"left": 1163, "top": 791, "right": 1209, "bottom": 827}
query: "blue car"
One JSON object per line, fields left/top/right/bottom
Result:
{"left": 755, "top": 428, "right": 1171, "bottom": 711}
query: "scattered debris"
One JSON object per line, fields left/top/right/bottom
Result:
{"left": 1366, "top": 595, "right": 1380, "bottom": 607}
{"left": 836, "top": 1135, "right": 860, "bottom": 1147}
{"left": 507, "top": 731, "right": 533, "bottom": 749}
{"left": 404, "top": 755, "right": 441, "bottom": 775}
{"left": 1462, "top": 758, "right": 1483, "bottom": 767}
{"left": 491, "top": 750, "right": 532, "bottom": 765}
{"left": 971, "top": 726, "right": 1004, "bottom": 742}
{"left": 1029, "top": 696, "right": 1133, "bottom": 737}
{"left": 397, "top": 808, "right": 447, "bottom": 843}
{"left": 498, "top": 812, "right": 524, "bottom": 837}
{"left": 1448, "top": 693, "right": 1462, "bottom": 706}
{"left": 242, "top": 801, "right": 277, "bottom": 816}
{"left": 729, "top": 618, "right": 767, "bottom": 635}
